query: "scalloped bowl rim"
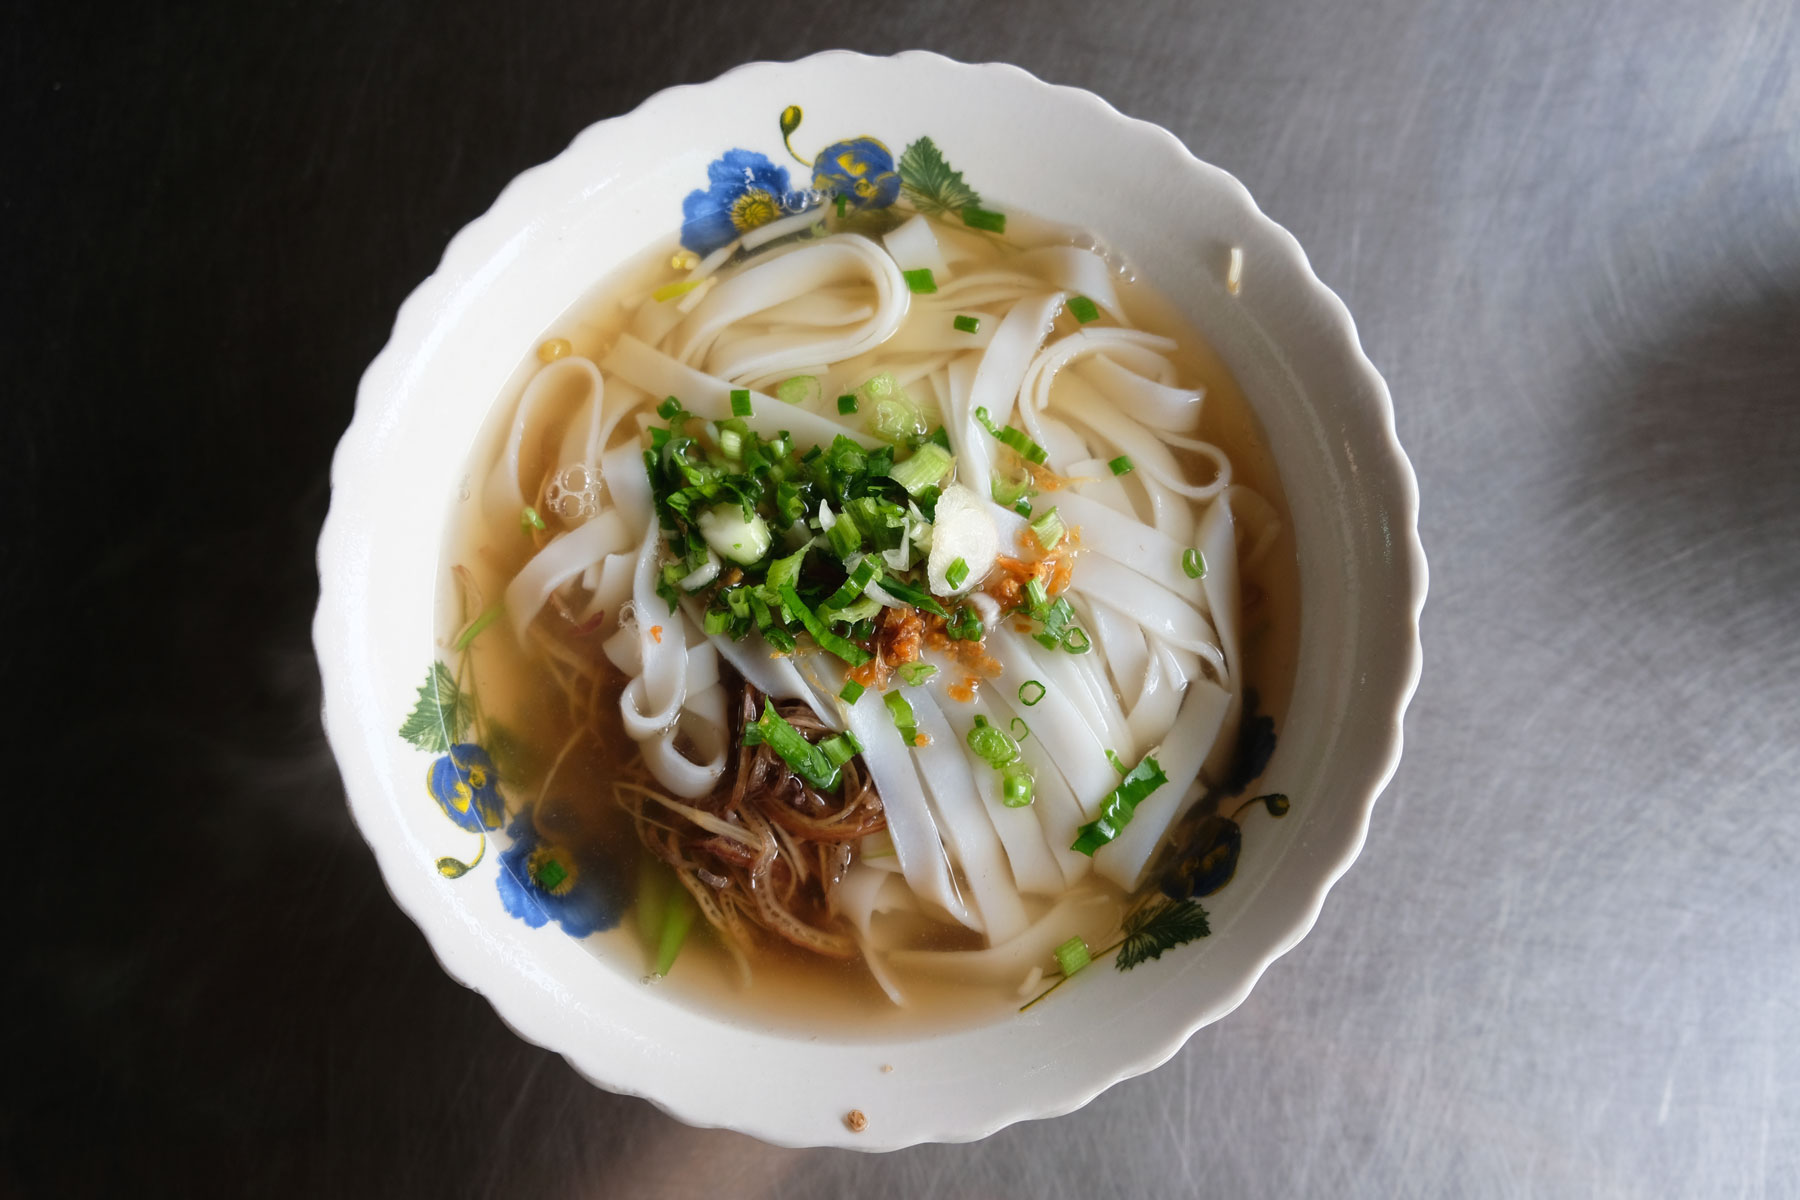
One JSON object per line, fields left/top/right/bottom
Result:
{"left": 314, "top": 50, "right": 1426, "bottom": 1150}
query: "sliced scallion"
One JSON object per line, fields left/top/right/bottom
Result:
{"left": 884, "top": 691, "right": 919, "bottom": 744}
{"left": 953, "top": 314, "right": 981, "bottom": 334}
{"left": 945, "top": 556, "right": 970, "bottom": 590}
{"left": 888, "top": 442, "right": 954, "bottom": 495}
{"left": 1067, "top": 295, "right": 1100, "bottom": 324}
{"left": 903, "top": 267, "right": 938, "bottom": 294}
{"left": 729, "top": 389, "right": 753, "bottom": 417}
{"left": 775, "top": 375, "right": 821, "bottom": 406}
{"left": 1071, "top": 755, "right": 1169, "bottom": 855}
{"left": 1029, "top": 507, "right": 1065, "bottom": 551}
{"left": 1001, "top": 762, "right": 1035, "bottom": 807}
{"left": 839, "top": 679, "right": 866, "bottom": 704}
{"left": 1183, "top": 548, "right": 1207, "bottom": 579}
{"left": 837, "top": 393, "right": 858, "bottom": 414}
{"left": 521, "top": 505, "right": 546, "bottom": 533}
{"left": 961, "top": 206, "right": 1006, "bottom": 233}
{"left": 897, "top": 662, "right": 937, "bottom": 686}
{"left": 1053, "top": 935, "right": 1092, "bottom": 975}
{"left": 657, "top": 395, "right": 682, "bottom": 420}
{"left": 744, "top": 698, "right": 841, "bottom": 790}
{"left": 1108, "top": 455, "right": 1134, "bottom": 476}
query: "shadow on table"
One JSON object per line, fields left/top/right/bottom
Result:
{"left": 1554, "top": 269, "right": 1800, "bottom": 641}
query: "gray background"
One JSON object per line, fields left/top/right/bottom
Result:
{"left": 8, "top": 0, "right": 1797, "bottom": 1195}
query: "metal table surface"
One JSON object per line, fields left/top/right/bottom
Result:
{"left": 6, "top": 0, "right": 1797, "bottom": 1195}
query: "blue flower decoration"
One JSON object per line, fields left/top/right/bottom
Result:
{"left": 680, "top": 149, "right": 794, "bottom": 256}
{"left": 427, "top": 743, "right": 504, "bottom": 833}
{"left": 496, "top": 814, "right": 621, "bottom": 938}
{"left": 812, "top": 137, "right": 901, "bottom": 211}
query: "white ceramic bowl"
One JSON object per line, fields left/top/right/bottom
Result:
{"left": 315, "top": 50, "right": 1426, "bottom": 1150}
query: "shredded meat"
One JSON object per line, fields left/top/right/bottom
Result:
{"left": 618, "top": 675, "right": 883, "bottom": 963}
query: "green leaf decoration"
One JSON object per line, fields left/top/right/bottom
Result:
{"left": 898, "top": 137, "right": 980, "bottom": 215}
{"left": 436, "top": 856, "right": 474, "bottom": 878}
{"left": 398, "top": 661, "right": 471, "bottom": 753}
{"left": 1116, "top": 898, "right": 1211, "bottom": 971}
{"left": 780, "top": 105, "right": 803, "bottom": 138}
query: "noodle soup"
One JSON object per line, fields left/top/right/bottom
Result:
{"left": 440, "top": 200, "right": 1296, "bottom": 1032}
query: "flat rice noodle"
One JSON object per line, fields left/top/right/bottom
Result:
{"left": 485, "top": 355, "right": 605, "bottom": 526}
{"left": 600, "top": 440, "right": 653, "bottom": 532}
{"left": 1069, "top": 554, "right": 1226, "bottom": 676}
{"left": 1054, "top": 490, "right": 1210, "bottom": 604}
{"left": 888, "top": 890, "right": 1122, "bottom": 984}
{"left": 882, "top": 214, "right": 949, "bottom": 278}
{"left": 904, "top": 687, "right": 1031, "bottom": 942}
{"left": 1123, "top": 641, "right": 1189, "bottom": 750}
{"left": 602, "top": 333, "right": 883, "bottom": 450}
{"left": 838, "top": 864, "right": 913, "bottom": 1005}
{"left": 695, "top": 617, "right": 815, "bottom": 706}
{"left": 948, "top": 292, "right": 1063, "bottom": 499}
{"left": 982, "top": 684, "right": 1094, "bottom": 887}
{"left": 1094, "top": 676, "right": 1232, "bottom": 889}
{"left": 1076, "top": 352, "right": 1204, "bottom": 433}
{"left": 1059, "top": 378, "right": 1229, "bottom": 504}
{"left": 1015, "top": 246, "right": 1126, "bottom": 322}
{"left": 944, "top": 685, "right": 1066, "bottom": 897}
{"left": 502, "top": 509, "right": 631, "bottom": 642}
{"left": 842, "top": 689, "right": 977, "bottom": 931}
{"left": 1074, "top": 594, "right": 1149, "bottom": 711}
{"left": 1195, "top": 495, "right": 1246, "bottom": 783}
{"left": 668, "top": 235, "right": 910, "bottom": 383}
{"left": 982, "top": 628, "right": 1119, "bottom": 809}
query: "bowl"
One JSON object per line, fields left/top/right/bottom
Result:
{"left": 314, "top": 49, "right": 1426, "bottom": 1149}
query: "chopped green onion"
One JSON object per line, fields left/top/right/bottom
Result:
{"left": 1029, "top": 507, "right": 1065, "bottom": 551}
{"left": 945, "top": 557, "right": 970, "bottom": 590}
{"left": 521, "top": 505, "right": 546, "bottom": 533}
{"left": 729, "top": 389, "right": 753, "bottom": 417}
{"left": 926, "top": 425, "right": 951, "bottom": 451}
{"left": 875, "top": 574, "right": 949, "bottom": 617}
{"left": 990, "top": 470, "right": 1036, "bottom": 512}
{"left": 1071, "top": 755, "right": 1169, "bottom": 855}
{"left": 1108, "top": 455, "right": 1134, "bottom": 476}
{"left": 837, "top": 393, "right": 858, "bottom": 414}
{"left": 1053, "top": 935, "right": 1092, "bottom": 976}
{"left": 1068, "top": 295, "right": 1101, "bottom": 324}
{"left": 974, "top": 405, "right": 1049, "bottom": 464}
{"left": 1183, "top": 548, "right": 1207, "bottom": 579}
{"left": 946, "top": 605, "right": 984, "bottom": 641}
{"left": 716, "top": 426, "right": 744, "bottom": 460}
{"left": 1018, "top": 680, "right": 1046, "bottom": 706}
{"left": 778, "top": 583, "right": 872, "bottom": 666}
{"left": 1106, "top": 748, "right": 1129, "bottom": 775}
{"left": 819, "top": 730, "right": 863, "bottom": 769}
{"left": 966, "top": 715, "right": 1022, "bottom": 769}
{"left": 868, "top": 393, "right": 926, "bottom": 445}
{"left": 775, "top": 375, "right": 820, "bottom": 406}
{"left": 953, "top": 314, "right": 981, "bottom": 334}
{"left": 888, "top": 442, "right": 954, "bottom": 495}
{"left": 703, "top": 607, "right": 731, "bottom": 637}
{"left": 961, "top": 206, "right": 1006, "bottom": 233}
{"left": 744, "top": 698, "right": 842, "bottom": 790}
{"left": 1001, "top": 762, "right": 1035, "bottom": 807}
{"left": 653, "top": 278, "right": 704, "bottom": 303}
{"left": 839, "top": 680, "right": 866, "bottom": 704}
{"left": 826, "top": 508, "right": 862, "bottom": 559}
{"left": 1024, "top": 576, "right": 1050, "bottom": 611}
{"left": 897, "top": 662, "right": 938, "bottom": 686}
{"left": 884, "top": 691, "right": 919, "bottom": 744}
{"left": 657, "top": 395, "right": 682, "bottom": 420}
{"left": 903, "top": 268, "right": 938, "bottom": 294}
{"left": 1062, "top": 627, "right": 1091, "bottom": 654}
{"left": 656, "top": 885, "right": 698, "bottom": 975}
{"left": 1010, "top": 716, "right": 1030, "bottom": 741}
{"left": 454, "top": 603, "right": 504, "bottom": 651}
{"left": 824, "top": 557, "right": 880, "bottom": 608}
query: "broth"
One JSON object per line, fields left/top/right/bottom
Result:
{"left": 439, "top": 209, "right": 1298, "bottom": 1035}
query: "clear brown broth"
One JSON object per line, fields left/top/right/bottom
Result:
{"left": 441, "top": 219, "right": 1299, "bottom": 1035}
